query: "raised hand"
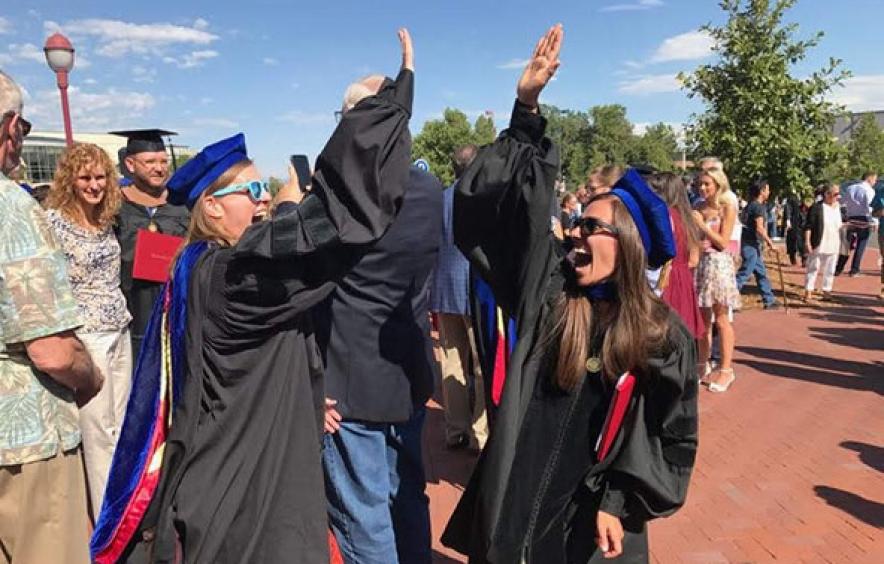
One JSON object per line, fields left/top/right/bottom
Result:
{"left": 517, "top": 24, "right": 563, "bottom": 109}
{"left": 399, "top": 28, "right": 414, "bottom": 71}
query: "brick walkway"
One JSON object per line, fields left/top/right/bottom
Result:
{"left": 425, "top": 249, "right": 884, "bottom": 563}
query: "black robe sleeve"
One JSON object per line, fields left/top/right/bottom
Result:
{"left": 454, "top": 100, "right": 560, "bottom": 317}
{"left": 593, "top": 322, "right": 699, "bottom": 522}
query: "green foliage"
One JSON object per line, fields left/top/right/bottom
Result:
{"left": 587, "top": 105, "right": 635, "bottom": 168}
{"left": 680, "top": 0, "right": 849, "bottom": 198}
{"left": 267, "top": 176, "right": 284, "bottom": 197}
{"left": 414, "top": 105, "right": 682, "bottom": 189}
{"left": 846, "top": 114, "right": 884, "bottom": 179}
{"left": 412, "top": 109, "right": 497, "bottom": 185}
{"left": 632, "top": 123, "right": 680, "bottom": 172}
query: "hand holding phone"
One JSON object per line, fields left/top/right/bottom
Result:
{"left": 290, "top": 154, "right": 312, "bottom": 192}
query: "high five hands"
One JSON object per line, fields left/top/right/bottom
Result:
{"left": 517, "top": 24, "right": 563, "bottom": 109}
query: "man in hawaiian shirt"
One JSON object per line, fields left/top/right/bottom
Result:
{"left": 0, "top": 70, "right": 102, "bottom": 563}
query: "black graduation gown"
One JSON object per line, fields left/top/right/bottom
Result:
{"left": 441, "top": 101, "right": 698, "bottom": 564}
{"left": 115, "top": 198, "right": 190, "bottom": 349}
{"left": 135, "top": 69, "right": 415, "bottom": 564}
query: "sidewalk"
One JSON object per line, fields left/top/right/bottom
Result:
{"left": 425, "top": 250, "right": 883, "bottom": 563}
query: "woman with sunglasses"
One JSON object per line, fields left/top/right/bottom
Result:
{"left": 441, "top": 25, "right": 697, "bottom": 563}
{"left": 91, "top": 29, "right": 414, "bottom": 564}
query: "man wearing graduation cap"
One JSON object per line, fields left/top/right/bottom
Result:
{"left": 111, "top": 129, "right": 190, "bottom": 356}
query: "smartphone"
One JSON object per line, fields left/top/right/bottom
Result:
{"left": 289, "top": 154, "right": 312, "bottom": 191}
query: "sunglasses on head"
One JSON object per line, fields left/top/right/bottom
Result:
{"left": 576, "top": 216, "right": 620, "bottom": 238}
{"left": 2, "top": 111, "right": 31, "bottom": 137}
{"left": 211, "top": 180, "right": 269, "bottom": 202}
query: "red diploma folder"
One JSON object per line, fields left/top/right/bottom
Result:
{"left": 132, "top": 229, "right": 185, "bottom": 283}
{"left": 595, "top": 372, "right": 636, "bottom": 462}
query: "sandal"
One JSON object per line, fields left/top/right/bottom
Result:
{"left": 698, "top": 361, "right": 715, "bottom": 386}
{"left": 707, "top": 368, "right": 736, "bottom": 393}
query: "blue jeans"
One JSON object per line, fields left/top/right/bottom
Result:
{"left": 845, "top": 220, "right": 871, "bottom": 275}
{"left": 735, "top": 243, "right": 776, "bottom": 306}
{"left": 323, "top": 407, "right": 431, "bottom": 564}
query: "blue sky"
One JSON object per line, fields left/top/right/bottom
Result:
{"left": 3, "top": 0, "right": 883, "bottom": 177}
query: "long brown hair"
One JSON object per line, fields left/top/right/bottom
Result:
{"left": 543, "top": 194, "right": 671, "bottom": 390}
{"left": 47, "top": 143, "right": 121, "bottom": 229}
{"left": 649, "top": 172, "right": 702, "bottom": 255}
{"left": 184, "top": 158, "right": 254, "bottom": 247}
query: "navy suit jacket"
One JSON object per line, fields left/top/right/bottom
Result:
{"left": 316, "top": 166, "right": 443, "bottom": 422}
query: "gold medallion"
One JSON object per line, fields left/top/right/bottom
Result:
{"left": 147, "top": 221, "right": 158, "bottom": 232}
{"left": 585, "top": 356, "right": 602, "bottom": 373}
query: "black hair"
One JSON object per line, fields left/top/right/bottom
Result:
{"left": 748, "top": 178, "right": 769, "bottom": 201}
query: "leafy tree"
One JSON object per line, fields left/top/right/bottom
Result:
{"left": 542, "top": 104, "right": 592, "bottom": 186}
{"left": 474, "top": 113, "right": 497, "bottom": 145}
{"left": 680, "top": 0, "right": 849, "bottom": 198}
{"left": 632, "top": 123, "right": 680, "bottom": 172}
{"left": 587, "top": 105, "right": 635, "bottom": 169}
{"left": 846, "top": 113, "right": 884, "bottom": 179}
{"left": 413, "top": 108, "right": 493, "bottom": 185}
{"left": 267, "top": 176, "right": 284, "bottom": 197}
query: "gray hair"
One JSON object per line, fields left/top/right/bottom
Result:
{"left": 341, "top": 74, "right": 385, "bottom": 114}
{"left": 697, "top": 156, "right": 723, "bottom": 172}
{"left": 0, "top": 70, "right": 24, "bottom": 116}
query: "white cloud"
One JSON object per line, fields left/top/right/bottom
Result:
{"left": 0, "top": 17, "right": 12, "bottom": 34}
{"left": 0, "top": 54, "right": 11, "bottom": 65}
{"left": 600, "top": 0, "right": 664, "bottom": 13}
{"left": 650, "top": 30, "right": 714, "bottom": 63}
{"left": 278, "top": 110, "right": 334, "bottom": 126}
{"left": 83, "top": 78, "right": 98, "bottom": 85}
{"left": 192, "top": 117, "right": 239, "bottom": 128}
{"left": 830, "top": 75, "right": 884, "bottom": 112}
{"left": 26, "top": 86, "right": 156, "bottom": 130}
{"left": 193, "top": 18, "right": 210, "bottom": 30}
{"left": 262, "top": 57, "right": 279, "bottom": 66}
{"left": 618, "top": 73, "right": 681, "bottom": 95}
{"left": 8, "top": 43, "right": 45, "bottom": 64}
{"left": 496, "top": 58, "right": 528, "bottom": 70}
{"left": 46, "top": 19, "right": 218, "bottom": 58}
{"left": 132, "top": 65, "right": 157, "bottom": 83}
{"left": 163, "top": 50, "right": 218, "bottom": 69}
{"left": 28, "top": 10, "right": 41, "bottom": 19}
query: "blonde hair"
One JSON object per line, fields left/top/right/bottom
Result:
{"left": 588, "top": 164, "right": 623, "bottom": 191}
{"left": 185, "top": 159, "right": 254, "bottom": 247}
{"left": 46, "top": 143, "right": 121, "bottom": 229}
{"left": 699, "top": 167, "right": 732, "bottom": 207}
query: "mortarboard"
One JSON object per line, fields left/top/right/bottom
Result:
{"left": 110, "top": 128, "right": 175, "bottom": 156}
{"left": 166, "top": 133, "right": 248, "bottom": 210}
{"left": 610, "top": 168, "right": 676, "bottom": 269}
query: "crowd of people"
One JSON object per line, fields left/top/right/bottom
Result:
{"left": 1, "top": 22, "right": 881, "bottom": 564}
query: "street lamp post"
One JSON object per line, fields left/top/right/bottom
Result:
{"left": 43, "top": 33, "right": 75, "bottom": 147}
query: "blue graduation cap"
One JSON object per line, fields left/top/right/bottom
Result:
{"left": 610, "top": 168, "right": 676, "bottom": 269}
{"left": 167, "top": 133, "right": 249, "bottom": 209}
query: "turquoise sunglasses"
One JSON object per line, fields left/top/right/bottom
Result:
{"left": 211, "top": 180, "right": 269, "bottom": 202}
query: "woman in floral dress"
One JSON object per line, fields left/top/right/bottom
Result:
{"left": 45, "top": 143, "right": 132, "bottom": 517}
{"left": 693, "top": 168, "right": 740, "bottom": 393}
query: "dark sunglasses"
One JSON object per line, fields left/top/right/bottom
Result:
{"left": 576, "top": 216, "right": 620, "bottom": 238}
{"left": 2, "top": 111, "right": 31, "bottom": 137}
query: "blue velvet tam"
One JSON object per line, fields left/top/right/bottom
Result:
{"left": 610, "top": 168, "right": 676, "bottom": 269}
{"left": 167, "top": 133, "right": 249, "bottom": 209}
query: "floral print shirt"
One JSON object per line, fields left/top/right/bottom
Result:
{"left": 45, "top": 209, "right": 131, "bottom": 333}
{"left": 0, "top": 174, "right": 83, "bottom": 466}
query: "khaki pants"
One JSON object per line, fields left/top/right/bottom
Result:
{"left": 0, "top": 448, "right": 91, "bottom": 564}
{"left": 435, "top": 313, "right": 488, "bottom": 449}
{"left": 77, "top": 327, "right": 133, "bottom": 518}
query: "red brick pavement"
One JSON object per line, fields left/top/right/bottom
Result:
{"left": 424, "top": 249, "right": 884, "bottom": 563}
